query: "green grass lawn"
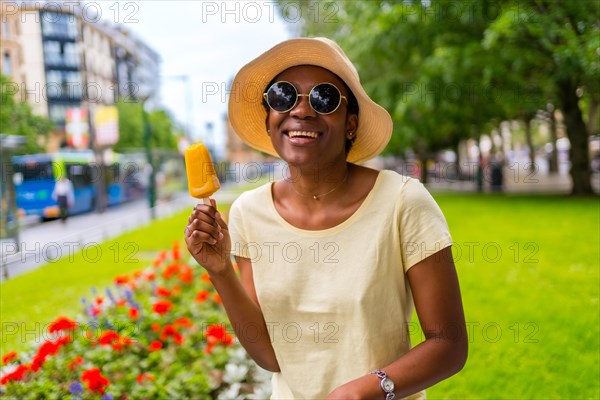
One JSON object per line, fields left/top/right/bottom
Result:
{"left": 420, "top": 194, "right": 600, "bottom": 399}
{"left": 1, "top": 193, "right": 598, "bottom": 399}
{"left": 0, "top": 205, "right": 227, "bottom": 355}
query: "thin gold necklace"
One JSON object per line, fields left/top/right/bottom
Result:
{"left": 289, "top": 170, "right": 349, "bottom": 200}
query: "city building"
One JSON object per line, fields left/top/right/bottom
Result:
{"left": 0, "top": 1, "right": 161, "bottom": 150}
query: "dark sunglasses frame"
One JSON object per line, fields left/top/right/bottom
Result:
{"left": 263, "top": 81, "right": 348, "bottom": 115}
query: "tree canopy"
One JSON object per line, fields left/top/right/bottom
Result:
{"left": 278, "top": 0, "right": 599, "bottom": 194}
{"left": 114, "top": 99, "right": 181, "bottom": 152}
{"left": 0, "top": 74, "right": 54, "bottom": 155}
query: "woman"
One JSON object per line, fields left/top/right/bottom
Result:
{"left": 184, "top": 37, "right": 467, "bottom": 399}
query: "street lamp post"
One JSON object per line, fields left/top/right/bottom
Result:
{"left": 1, "top": 134, "right": 26, "bottom": 279}
{"left": 141, "top": 100, "right": 157, "bottom": 220}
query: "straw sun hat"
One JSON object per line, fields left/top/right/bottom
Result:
{"left": 228, "top": 37, "right": 393, "bottom": 164}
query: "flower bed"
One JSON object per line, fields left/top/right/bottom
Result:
{"left": 0, "top": 242, "right": 271, "bottom": 399}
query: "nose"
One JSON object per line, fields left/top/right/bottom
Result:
{"left": 289, "top": 94, "right": 316, "bottom": 119}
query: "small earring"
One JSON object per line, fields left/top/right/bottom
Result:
{"left": 347, "top": 131, "right": 354, "bottom": 139}
{"left": 267, "top": 129, "right": 271, "bottom": 133}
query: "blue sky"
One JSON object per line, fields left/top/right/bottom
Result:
{"left": 98, "top": 1, "right": 294, "bottom": 158}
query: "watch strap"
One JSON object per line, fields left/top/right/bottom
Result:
{"left": 369, "top": 369, "right": 395, "bottom": 400}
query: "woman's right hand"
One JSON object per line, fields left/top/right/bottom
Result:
{"left": 184, "top": 199, "right": 231, "bottom": 275}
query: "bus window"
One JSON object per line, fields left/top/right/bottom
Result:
{"left": 67, "top": 164, "right": 93, "bottom": 188}
{"left": 14, "top": 161, "right": 54, "bottom": 181}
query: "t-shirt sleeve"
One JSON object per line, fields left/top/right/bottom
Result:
{"left": 399, "top": 178, "right": 453, "bottom": 272}
{"left": 227, "top": 197, "right": 251, "bottom": 259}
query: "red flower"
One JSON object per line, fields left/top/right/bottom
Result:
{"left": 0, "top": 364, "right": 30, "bottom": 384}
{"left": 95, "top": 297, "right": 104, "bottom": 305}
{"left": 114, "top": 275, "right": 130, "bottom": 285}
{"left": 68, "top": 356, "right": 84, "bottom": 370}
{"left": 90, "top": 306, "right": 102, "bottom": 316}
{"left": 136, "top": 372, "right": 154, "bottom": 383}
{"left": 30, "top": 338, "right": 65, "bottom": 371}
{"left": 56, "top": 335, "right": 72, "bottom": 347}
{"left": 98, "top": 331, "right": 120, "bottom": 346}
{"left": 213, "top": 293, "right": 222, "bottom": 305}
{"left": 200, "top": 273, "right": 211, "bottom": 283}
{"left": 178, "top": 265, "right": 193, "bottom": 284}
{"left": 195, "top": 290, "right": 209, "bottom": 303}
{"left": 174, "top": 317, "right": 193, "bottom": 328}
{"left": 133, "top": 270, "right": 144, "bottom": 279}
{"left": 155, "top": 286, "right": 171, "bottom": 297}
{"left": 146, "top": 271, "right": 156, "bottom": 281}
{"left": 205, "top": 324, "right": 234, "bottom": 345}
{"left": 148, "top": 341, "right": 162, "bottom": 352}
{"left": 152, "top": 300, "right": 173, "bottom": 315}
{"left": 129, "top": 307, "right": 140, "bottom": 320}
{"left": 81, "top": 367, "right": 110, "bottom": 394}
{"left": 160, "top": 325, "right": 183, "bottom": 345}
{"left": 2, "top": 351, "right": 17, "bottom": 364}
{"left": 153, "top": 250, "right": 167, "bottom": 267}
{"left": 162, "top": 263, "right": 180, "bottom": 279}
{"left": 151, "top": 323, "right": 161, "bottom": 332}
{"left": 172, "top": 241, "right": 180, "bottom": 260}
{"left": 112, "top": 336, "right": 133, "bottom": 351}
{"left": 116, "top": 299, "right": 127, "bottom": 307}
{"left": 48, "top": 316, "right": 77, "bottom": 334}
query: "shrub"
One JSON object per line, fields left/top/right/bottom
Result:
{"left": 0, "top": 242, "right": 271, "bottom": 399}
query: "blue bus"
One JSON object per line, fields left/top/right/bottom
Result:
{"left": 12, "top": 150, "right": 146, "bottom": 219}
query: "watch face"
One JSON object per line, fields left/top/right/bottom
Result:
{"left": 382, "top": 377, "right": 395, "bottom": 392}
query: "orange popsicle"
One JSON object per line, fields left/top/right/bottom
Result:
{"left": 185, "top": 143, "right": 221, "bottom": 205}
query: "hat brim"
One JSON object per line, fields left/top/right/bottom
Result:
{"left": 228, "top": 37, "right": 393, "bottom": 164}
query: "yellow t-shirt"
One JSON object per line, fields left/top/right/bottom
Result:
{"left": 228, "top": 170, "right": 453, "bottom": 399}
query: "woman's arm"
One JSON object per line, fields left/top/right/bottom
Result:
{"left": 327, "top": 246, "right": 467, "bottom": 399}
{"left": 185, "top": 201, "right": 280, "bottom": 372}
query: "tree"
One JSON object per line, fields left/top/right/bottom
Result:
{"left": 114, "top": 99, "right": 180, "bottom": 152}
{"left": 277, "top": 0, "right": 599, "bottom": 193}
{"left": 279, "top": 1, "right": 503, "bottom": 182}
{"left": 0, "top": 74, "right": 54, "bottom": 154}
{"left": 484, "top": 0, "right": 599, "bottom": 195}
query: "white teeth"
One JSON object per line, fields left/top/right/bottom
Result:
{"left": 287, "top": 131, "right": 319, "bottom": 138}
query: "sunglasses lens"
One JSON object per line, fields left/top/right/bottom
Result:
{"left": 310, "top": 83, "right": 341, "bottom": 114}
{"left": 267, "top": 82, "right": 297, "bottom": 112}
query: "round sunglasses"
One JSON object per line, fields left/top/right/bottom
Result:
{"left": 263, "top": 81, "right": 348, "bottom": 115}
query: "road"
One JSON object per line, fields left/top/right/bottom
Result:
{"left": 0, "top": 186, "right": 241, "bottom": 282}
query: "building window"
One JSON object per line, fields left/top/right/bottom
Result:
{"left": 48, "top": 104, "right": 70, "bottom": 124}
{"left": 45, "top": 70, "right": 82, "bottom": 100}
{"left": 42, "top": 12, "right": 77, "bottom": 39}
{"left": 43, "top": 41, "right": 79, "bottom": 68}
{"left": 3, "top": 52, "right": 12, "bottom": 75}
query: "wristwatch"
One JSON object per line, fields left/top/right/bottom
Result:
{"left": 369, "top": 369, "right": 395, "bottom": 400}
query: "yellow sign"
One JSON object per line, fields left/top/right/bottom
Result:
{"left": 94, "top": 106, "right": 119, "bottom": 146}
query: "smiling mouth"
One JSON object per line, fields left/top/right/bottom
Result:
{"left": 285, "top": 130, "right": 321, "bottom": 138}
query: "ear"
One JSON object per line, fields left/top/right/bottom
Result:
{"left": 345, "top": 114, "right": 358, "bottom": 138}
{"left": 265, "top": 114, "right": 271, "bottom": 135}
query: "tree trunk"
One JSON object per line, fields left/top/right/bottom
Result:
{"left": 559, "top": 80, "right": 593, "bottom": 195}
{"left": 587, "top": 97, "right": 599, "bottom": 136}
{"left": 454, "top": 141, "right": 462, "bottom": 181}
{"left": 548, "top": 108, "right": 559, "bottom": 173}
{"left": 419, "top": 154, "right": 428, "bottom": 184}
{"left": 523, "top": 115, "right": 536, "bottom": 173}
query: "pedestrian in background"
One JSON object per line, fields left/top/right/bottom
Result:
{"left": 185, "top": 37, "right": 467, "bottom": 399}
{"left": 52, "top": 175, "right": 74, "bottom": 223}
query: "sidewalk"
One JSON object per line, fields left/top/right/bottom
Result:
{"left": 0, "top": 185, "right": 241, "bottom": 282}
{"left": 425, "top": 172, "right": 598, "bottom": 194}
